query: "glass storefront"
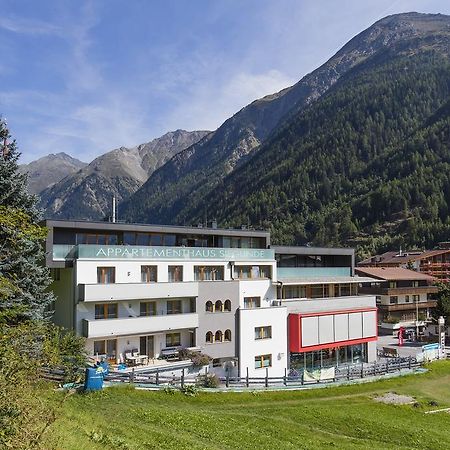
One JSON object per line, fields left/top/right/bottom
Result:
{"left": 290, "top": 343, "right": 367, "bottom": 371}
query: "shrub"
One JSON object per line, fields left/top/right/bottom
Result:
{"left": 197, "top": 373, "right": 220, "bottom": 388}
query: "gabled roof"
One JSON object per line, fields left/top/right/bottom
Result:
{"left": 358, "top": 248, "right": 450, "bottom": 266}
{"left": 355, "top": 267, "right": 435, "bottom": 282}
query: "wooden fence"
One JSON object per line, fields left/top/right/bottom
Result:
{"left": 101, "top": 355, "right": 421, "bottom": 389}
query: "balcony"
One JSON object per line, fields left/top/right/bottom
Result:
{"left": 79, "top": 281, "right": 198, "bottom": 302}
{"left": 360, "top": 286, "right": 438, "bottom": 296}
{"left": 379, "top": 300, "right": 438, "bottom": 312}
{"left": 82, "top": 313, "right": 199, "bottom": 338}
{"left": 277, "top": 267, "right": 351, "bottom": 279}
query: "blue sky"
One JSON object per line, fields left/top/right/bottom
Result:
{"left": 1, "top": 0, "right": 449, "bottom": 163}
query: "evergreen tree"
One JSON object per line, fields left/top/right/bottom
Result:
{"left": 0, "top": 118, "right": 54, "bottom": 322}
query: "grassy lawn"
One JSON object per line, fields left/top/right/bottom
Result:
{"left": 45, "top": 361, "right": 450, "bottom": 450}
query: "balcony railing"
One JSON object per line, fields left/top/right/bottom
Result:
{"left": 79, "top": 281, "right": 199, "bottom": 302}
{"left": 53, "top": 244, "right": 274, "bottom": 261}
{"left": 82, "top": 312, "right": 199, "bottom": 338}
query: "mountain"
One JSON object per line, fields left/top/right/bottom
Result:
{"left": 39, "top": 129, "right": 209, "bottom": 220}
{"left": 122, "top": 12, "right": 449, "bottom": 226}
{"left": 176, "top": 13, "right": 450, "bottom": 258}
{"left": 123, "top": 12, "right": 450, "bottom": 257}
{"left": 19, "top": 152, "right": 87, "bottom": 194}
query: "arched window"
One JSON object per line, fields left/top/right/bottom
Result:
{"left": 215, "top": 300, "right": 223, "bottom": 312}
{"left": 224, "top": 299, "right": 231, "bottom": 312}
{"left": 205, "top": 331, "right": 214, "bottom": 343}
{"left": 224, "top": 329, "right": 232, "bottom": 342}
{"left": 205, "top": 301, "right": 213, "bottom": 312}
{"left": 215, "top": 330, "right": 223, "bottom": 342}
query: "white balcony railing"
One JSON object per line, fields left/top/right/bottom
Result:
{"left": 79, "top": 281, "right": 198, "bottom": 302}
{"left": 82, "top": 313, "right": 199, "bottom": 338}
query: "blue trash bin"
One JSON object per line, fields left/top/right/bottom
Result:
{"left": 84, "top": 367, "right": 104, "bottom": 391}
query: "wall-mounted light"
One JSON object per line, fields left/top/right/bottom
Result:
{"left": 127, "top": 271, "right": 131, "bottom": 276}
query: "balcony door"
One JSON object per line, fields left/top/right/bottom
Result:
{"left": 140, "top": 335, "right": 155, "bottom": 358}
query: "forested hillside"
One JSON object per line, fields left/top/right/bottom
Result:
{"left": 122, "top": 13, "right": 450, "bottom": 257}
{"left": 191, "top": 45, "right": 450, "bottom": 258}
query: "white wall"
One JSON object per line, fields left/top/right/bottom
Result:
{"left": 239, "top": 307, "right": 287, "bottom": 377}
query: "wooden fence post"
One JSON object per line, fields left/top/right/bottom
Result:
{"left": 226, "top": 372, "right": 229, "bottom": 388}
{"left": 283, "top": 367, "right": 287, "bottom": 386}
{"left": 130, "top": 368, "right": 135, "bottom": 383}
{"left": 347, "top": 365, "right": 350, "bottom": 380}
{"left": 181, "top": 368, "right": 185, "bottom": 388}
{"left": 246, "top": 367, "right": 249, "bottom": 388}
{"left": 265, "top": 368, "right": 268, "bottom": 388}
{"left": 408, "top": 356, "right": 412, "bottom": 369}
{"left": 155, "top": 369, "right": 159, "bottom": 385}
{"left": 361, "top": 363, "right": 364, "bottom": 378}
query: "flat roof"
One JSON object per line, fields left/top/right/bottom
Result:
{"left": 271, "top": 245, "right": 354, "bottom": 256}
{"left": 42, "top": 219, "right": 270, "bottom": 238}
{"left": 279, "top": 276, "right": 375, "bottom": 285}
{"left": 355, "top": 267, "right": 436, "bottom": 281}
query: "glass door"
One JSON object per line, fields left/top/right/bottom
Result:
{"left": 140, "top": 336, "right": 155, "bottom": 358}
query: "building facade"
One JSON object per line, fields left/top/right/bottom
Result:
{"left": 356, "top": 267, "right": 438, "bottom": 331}
{"left": 44, "top": 220, "right": 378, "bottom": 377}
{"left": 358, "top": 245, "right": 450, "bottom": 283}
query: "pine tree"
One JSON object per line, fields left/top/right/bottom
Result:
{"left": 0, "top": 118, "right": 54, "bottom": 322}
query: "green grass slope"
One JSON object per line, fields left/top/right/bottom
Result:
{"left": 45, "top": 361, "right": 450, "bottom": 450}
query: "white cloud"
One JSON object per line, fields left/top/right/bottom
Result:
{"left": 0, "top": 15, "right": 62, "bottom": 35}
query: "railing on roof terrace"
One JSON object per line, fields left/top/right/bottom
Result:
{"left": 277, "top": 267, "right": 351, "bottom": 278}
{"left": 53, "top": 244, "right": 275, "bottom": 261}
{"left": 52, "top": 244, "right": 77, "bottom": 260}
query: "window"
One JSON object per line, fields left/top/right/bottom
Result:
{"left": 97, "top": 267, "right": 115, "bottom": 284}
{"left": 310, "top": 284, "right": 329, "bottom": 298}
{"left": 93, "top": 339, "right": 117, "bottom": 361}
{"left": 206, "top": 331, "right": 214, "bottom": 343}
{"left": 244, "top": 297, "right": 261, "bottom": 308}
{"left": 234, "top": 265, "right": 271, "bottom": 279}
{"left": 413, "top": 294, "right": 420, "bottom": 302}
{"left": 214, "top": 300, "right": 223, "bottom": 312}
{"left": 405, "top": 295, "right": 410, "bottom": 303}
{"left": 412, "top": 280, "right": 419, "bottom": 288}
{"left": 140, "top": 301, "right": 156, "bottom": 316}
{"left": 283, "top": 285, "right": 306, "bottom": 299}
{"left": 224, "top": 329, "right": 232, "bottom": 342}
{"left": 205, "top": 301, "right": 214, "bottom": 312}
{"left": 255, "top": 326, "right": 272, "bottom": 340}
{"left": 76, "top": 233, "right": 118, "bottom": 245}
{"left": 141, "top": 265, "right": 157, "bottom": 282}
{"left": 194, "top": 266, "right": 224, "bottom": 281}
{"left": 376, "top": 296, "right": 381, "bottom": 304}
{"left": 338, "top": 284, "right": 351, "bottom": 296}
{"left": 168, "top": 266, "right": 183, "bottom": 282}
{"left": 255, "top": 354, "right": 272, "bottom": 369}
{"left": 224, "top": 299, "right": 231, "bottom": 312}
{"left": 215, "top": 330, "right": 223, "bottom": 342}
{"left": 389, "top": 281, "right": 397, "bottom": 288}
{"left": 167, "top": 300, "right": 182, "bottom": 315}
{"left": 389, "top": 296, "right": 398, "bottom": 304}
{"left": 165, "top": 333, "right": 181, "bottom": 347}
{"left": 94, "top": 303, "right": 118, "bottom": 319}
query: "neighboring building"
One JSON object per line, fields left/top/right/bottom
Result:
{"left": 44, "top": 219, "right": 378, "bottom": 377}
{"left": 358, "top": 244, "right": 450, "bottom": 283}
{"left": 355, "top": 267, "right": 438, "bottom": 331}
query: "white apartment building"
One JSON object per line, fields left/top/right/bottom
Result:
{"left": 45, "top": 220, "right": 378, "bottom": 377}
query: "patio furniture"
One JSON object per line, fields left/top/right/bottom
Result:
{"left": 159, "top": 347, "right": 180, "bottom": 361}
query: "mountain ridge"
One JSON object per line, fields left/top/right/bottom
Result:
{"left": 39, "top": 129, "right": 209, "bottom": 220}
{"left": 122, "top": 12, "right": 449, "bottom": 227}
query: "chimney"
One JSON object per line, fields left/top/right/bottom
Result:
{"left": 112, "top": 196, "right": 116, "bottom": 223}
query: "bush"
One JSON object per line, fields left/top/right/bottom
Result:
{"left": 178, "top": 348, "right": 212, "bottom": 366}
{"left": 197, "top": 373, "right": 220, "bottom": 388}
